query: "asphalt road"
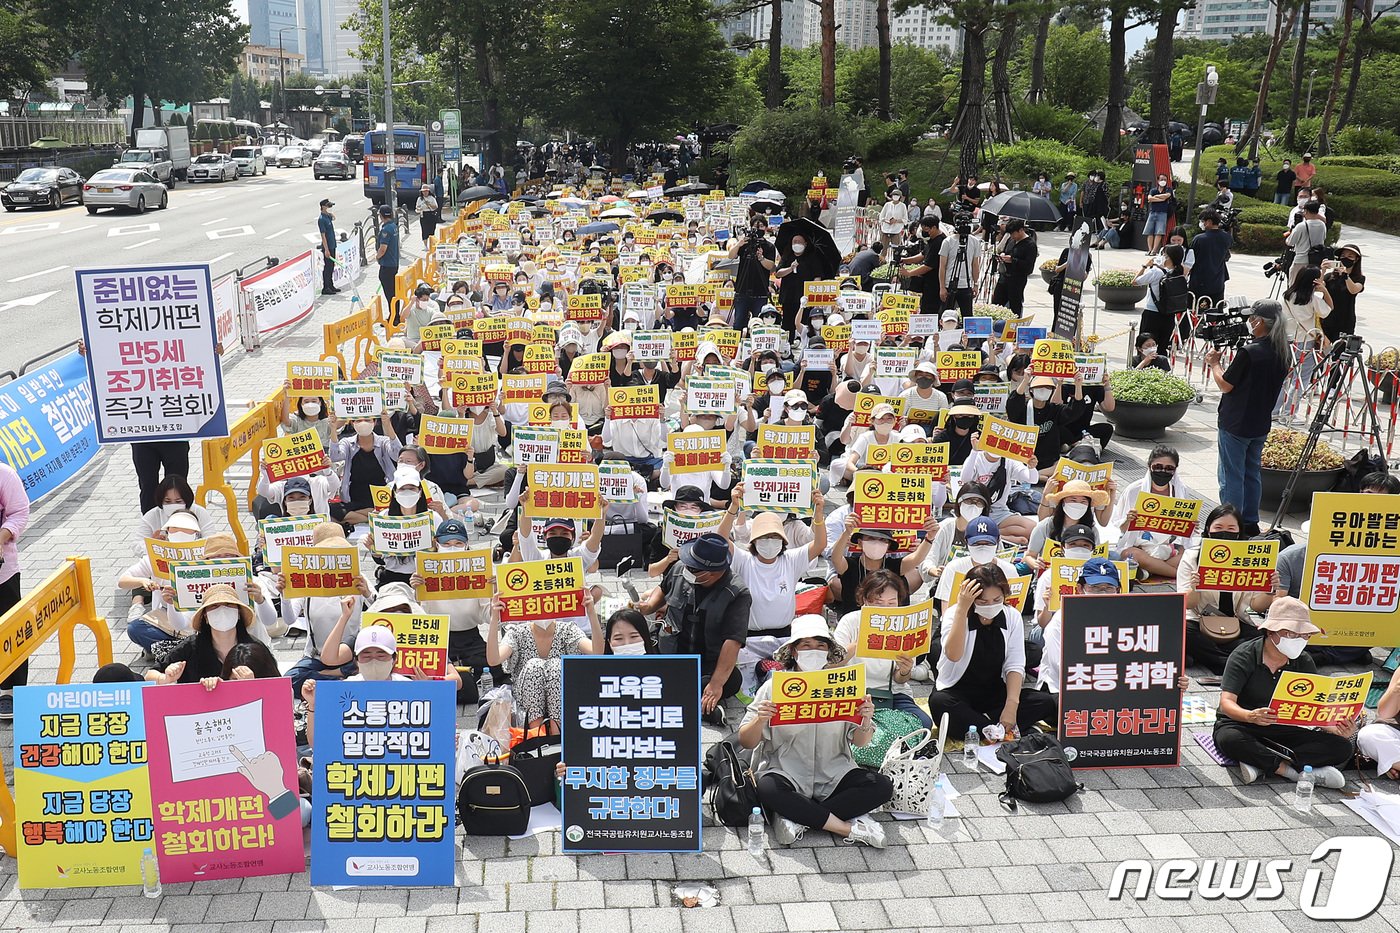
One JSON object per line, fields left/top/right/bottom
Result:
{"left": 0, "top": 165, "right": 374, "bottom": 367}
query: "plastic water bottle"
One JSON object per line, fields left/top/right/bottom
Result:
{"left": 963, "top": 726, "right": 980, "bottom": 767}
{"left": 1294, "top": 765, "right": 1315, "bottom": 812}
{"left": 926, "top": 778, "right": 947, "bottom": 830}
{"left": 140, "top": 847, "right": 161, "bottom": 898}
{"left": 460, "top": 504, "right": 476, "bottom": 532}
{"left": 479, "top": 666, "right": 494, "bottom": 695}
{"left": 746, "top": 807, "right": 767, "bottom": 857}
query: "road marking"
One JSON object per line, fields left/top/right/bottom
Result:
{"left": 264, "top": 228, "right": 290, "bottom": 240}
{"left": 207, "top": 225, "right": 255, "bottom": 240}
{"left": 201, "top": 217, "right": 228, "bottom": 226}
{"left": 0, "top": 222, "right": 60, "bottom": 237}
{"left": 209, "top": 252, "right": 234, "bottom": 264}
{"left": 303, "top": 233, "right": 323, "bottom": 245}
{"left": 7, "top": 265, "right": 68, "bottom": 283}
{"left": 107, "top": 223, "right": 160, "bottom": 238}
{"left": 261, "top": 202, "right": 282, "bottom": 209}
{"left": 62, "top": 224, "right": 95, "bottom": 234}
{"left": 297, "top": 193, "right": 316, "bottom": 199}
{"left": 0, "top": 291, "right": 56, "bottom": 312}
{"left": 124, "top": 237, "right": 159, "bottom": 250}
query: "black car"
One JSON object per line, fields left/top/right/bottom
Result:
{"left": 1, "top": 167, "right": 85, "bottom": 211}
{"left": 342, "top": 134, "right": 364, "bottom": 163}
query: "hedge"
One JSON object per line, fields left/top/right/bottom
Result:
{"left": 1317, "top": 154, "right": 1400, "bottom": 175}
{"left": 1197, "top": 145, "right": 1400, "bottom": 197}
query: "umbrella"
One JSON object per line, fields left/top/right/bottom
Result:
{"left": 599, "top": 206, "right": 636, "bottom": 218}
{"left": 460, "top": 184, "right": 500, "bottom": 201}
{"left": 576, "top": 222, "right": 620, "bottom": 235}
{"left": 773, "top": 217, "right": 839, "bottom": 279}
{"left": 740, "top": 179, "right": 773, "bottom": 194}
{"left": 665, "top": 182, "right": 711, "bottom": 196}
{"left": 752, "top": 188, "right": 785, "bottom": 202}
{"left": 747, "top": 198, "right": 783, "bottom": 213}
{"left": 559, "top": 196, "right": 592, "bottom": 208}
{"left": 645, "top": 209, "right": 684, "bottom": 223}
{"left": 28, "top": 137, "right": 71, "bottom": 149}
{"left": 979, "top": 190, "right": 1060, "bottom": 224}
{"left": 598, "top": 195, "right": 621, "bottom": 203}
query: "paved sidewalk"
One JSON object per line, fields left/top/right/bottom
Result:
{"left": 4, "top": 220, "right": 1400, "bottom": 931}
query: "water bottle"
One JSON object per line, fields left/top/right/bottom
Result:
{"left": 746, "top": 807, "right": 766, "bottom": 857}
{"left": 963, "top": 726, "right": 980, "bottom": 767}
{"left": 479, "top": 666, "right": 494, "bottom": 695}
{"left": 140, "top": 847, "right": 161, "bottom": 898}
{"left": 460, "top": 504, "right": 476, "bottom": 532}
{"left": 1294, "top": 765, "right": 1315, "bottom": 812}
{"left": 926, "top": 778, "right": 946, "bottom": 830}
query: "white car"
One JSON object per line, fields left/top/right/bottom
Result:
{"left": 189, "top": 153, "right": 238, "bottom": 183}
{"left": 82, "top": 168, "right": 169, "bottom": 214}
{"left": 229, "top": 146, "right": 267, "bottom": 176}
{"left": 261, "top": 143, "right": 282, "bottom": 161}
{"left": 276, "top": 146, "right": 309, "bottom": 167}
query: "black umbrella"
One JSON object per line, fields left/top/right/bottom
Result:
{"left": 773, "top": 217, "right": 839, "bottom": 278}
{"left": 460, "top": 184, "right": 501, "bottom": 201}
{"left": 740, "top": 179, "right": 773, "bottom": 194}
{"left": 665, "top": 182, "right": 711, "bottom": 195}
{"left": 980, "top": 190, "right": 1060, "bottom": 224}
{"left": 646, "top": 209, "right": 685, "bottom": 223}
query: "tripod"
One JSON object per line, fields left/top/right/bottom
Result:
{"left": 1270, "top": 337, "right": 1388, "bottom": 526}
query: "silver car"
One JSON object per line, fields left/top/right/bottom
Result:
{"left": 313, "top": 151, "right": 354, "bottom": 180}
{"left": 83, "top": 168, "right": 169, "bottom": 214}
{"left": 276, "top": 145, "right": 309, "bottom": 167}
{"left": 189, "top": 153, "right": 237, "bottom": 183}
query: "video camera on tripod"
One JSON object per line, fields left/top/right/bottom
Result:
{"left": 1194, "top": 308, "right": 1253, "bottom": 349}
{"left": 947, "top": 201, "right": 976, "bottom": 239}
{"left": 1262, "top": 248, "right": 1295, "bottom": 279}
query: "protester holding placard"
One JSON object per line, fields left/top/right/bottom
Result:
{"left": 833, "top": 571, "right": 932, "bottom": 729}
{"left": 257, "top": 471, "right": 337, "bottom": 519}
{"left": 364, "top": 467, "right": 441, "bottom": 587}
{"left": 898, "top": 361, "right": 949, "bottom": 431}
{"left": 329, "top": 410, "right": 402, "bottom": 525}
{"left": 119, "top": 510, "right": 205, "bottom": 649}
{"left": 131, "top": 475, "right": 215, "bottom": 552}
{"left": 145, "top": 584, "right": 263, "bottom": 685}
{"left": 280, "top": 392, "right": 334, "bottom": 450}
{"left": 838, "top": 402, "right": 900, "bottom": 484}
{"left": 601, "top": 389, "right": 668, "bottom": 479}
{"left": 486, "top": 578, "right": 602, "bottom": 730}
{"left": 280, "top": 523, "right": 370, "bottom": 693}
{"left": 738, "top": 615, "right": 891, "bottom": 849}
{"left": 1178, "top": 504, "right": 1261, "bottom": 673}
{"left": 659, "top": 421, "right": 736, "bottom": 505}
{"left": 929, "top": 402, "right": 982, "bottom": 468}
{"left": 1112, "top": 445, "right": 1198, "bottom": 579}
{"left": 1030, "top": 524, "right": 1110, "bottom": 628}
{"left": 1038, "top": 559, "right": 1129, "bottom": 701}
{"left": 1007, "top": 372, "right": 1087, "bottom": 482}
{"left": 1025, "top": 480, "right": 1112, "bottom": 573}
{"left": 828, "top": 516, "right": 931, "bottom": 616}
{"left": 954, "top": 445, "right": 1038, "bottom": 544}
{"left": 1213, "top": 598, "right": 1355, "bottom": 788}
{"left": 164, "top": 533, "right": 284, "bottom": 645}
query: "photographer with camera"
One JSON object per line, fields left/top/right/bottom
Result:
{"left": 897, "top": 215, "right": 947, "bottom": 315}
{"left": 1188, "top": 210, "right": 1232, "bottom": 310}
{"left": 1284, "top": 200, "right": 1327, "bottom": 285}
{"left": 1322, "top": 245, "right": 1365, "bottom": 341}
{"left": 1204, "top": 300, "right": 1292, "bottom": 536}
{"left": 938, "top": 209, "right": 982, "bottom": 317}
{"left": 991, "top": 218, "right": 1037, "bottom": 316}
{"left": 726, "top": 214, "right": 778, "bottom": 331}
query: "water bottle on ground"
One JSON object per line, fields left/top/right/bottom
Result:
{"left": 963, "top": 726, "right": 979, "bottom": 767}
{"left": 479, "top": 666, "right": 494, "bottom": 695}
{"left": 746, "top": 807, "right": 767, "bottom": 857}
{"left": 140, "top": 847, "right": 161, "bottom": 898}
{"left": 1294, "top": 765, "right": 1315, "bottom": 812}
{"left": 927, "top": 778, "right": 947, "bottom": 830}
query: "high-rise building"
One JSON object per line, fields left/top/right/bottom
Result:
{"left": 890, "top": 5, "right": 961, "bottom": 55}
{"left": 299, "top": 0, "right": 362, "bottom": 77}
{"left": 240, "top": 44, "right": 306, "bottom": 84}
{"left": 717, "top": 0, "right": 960, "bottom": 55}
{"left": 249, "top": 0, "right": 300, "bottom": 53}
{"left": 1175, "top": 0, "right": 1349, "bottom": 40}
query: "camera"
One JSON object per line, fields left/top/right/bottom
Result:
{"left": 947, "top": 201, "right": 975, "bottom": 239}
{"left": 1330, "top": 333, "right": 1364, "bottom": 358}
{"left": 1262, "top": 248, "right": 1294, "bottom": 278}
{"left": 1195, "top": 309, "right": 1252, "bottom": 349}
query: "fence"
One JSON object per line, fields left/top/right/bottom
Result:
{"left": 0, "top": 145, "right": 123, "bottom": 184}
{"left": 0, "top": 116, "right": 127, "bottom": 151}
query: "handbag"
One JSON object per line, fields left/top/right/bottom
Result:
{"left": 852, "top": 707, "right": 924, "bottom": 768}
{"left": 508, "top": 730, "right": 563, "bottom": 806}
{"left": 878, "top": 727, "right": 936, "bottom": 814}
{"left": 1199, "top": 613, "right": 1241, "bottom": 643}
{"left": 705, "top": 740, "right": 760, "bottom": 827}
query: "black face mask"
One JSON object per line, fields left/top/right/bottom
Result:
{"left": 545, "top": 536, "right": 573, "bottom": 555}
{"left": 914, "top": 377, "right": 934, "bottom": 389}
{"left": 1149, "top": 469, "right": 1175, "bottom": 488}
{"left": 1207, "top": 530, "right": 1239, "bottom": 541}
{"left": 953, "top": 417, "right": 979, "bottom": 430}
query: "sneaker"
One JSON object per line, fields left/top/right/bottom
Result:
{"left": 127, "top": 601, "right": 147, "bottom": 623}
{"left": 703, "top": 705, "right": 727, "bottom": 728}
{"left": 909, "top": 661, "right": 932, "bottom": 683}
{"left": 772, "top": 817, "right": 806, "bottom": 847}
{"left": 1311, "top": 765, "right": 1347, "bottom": 790}
{"left": 1238, "top": 761, "right": 1262, "bottom": 784}
{"left": 842, "top": 814, "right": 886, "bottom": 848}
{"left": 0, "top": 693, "right": 12, "bottom": 721}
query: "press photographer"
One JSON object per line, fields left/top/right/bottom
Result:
{"left": 727, "top": 214, "right": 777, "bottom": 330}
{"left": 897, "top": 215, "right": 947, "bottom": 315}
{"left": 991, "top": 218, "right": 1037, "bottom": 316}
{"left": 939, "top": 204, "right": 982, "bottom": 317}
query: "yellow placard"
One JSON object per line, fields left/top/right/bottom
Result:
{"left": 852, "top": 470, "right": 933, "bottom": 530}
{"left": 442, "top": 337, "right": 484, "bottom": 360}
{"left": 1198, "top": 539, "right": 1277, "bottom": 593}
{"left": 771, "top": 665, "right": 866, "bottom": 725}
{"left": 667, "top": 430, "right": 726, "bottom": 474}
{"left": 946, "top": 570, "right": 1034, "bottom": 611}
{"left": 879, "top": 293, "right": 919, "bottom": 314}
{"left": 261, "top": 428, "right": 330, "bottom": 481}
{"left": 419, "top": 323, "right": 454, "bottom": 352}
{"left": 821, "top": 324, "right": 852, "bottom": 354}
{"left": 566, "top": 293, "right": 604, "bottom": 322}
{"left": 673, "top": 330, "right": 698, "bottom": 362}
{"left": 1053, "top": 457, "right": 1113, "bottom": 492}
{"left": 867, "top": 442, "right": 950, "bottom": 481}
{"left": 608, "top": 384, "right": 661, "bottom": 420}
{"left": 529, "top": 401, "right": 579, "bottom": 426}
{"left": 144, "top": 537, "right": 207, "bottom": 582}
{"left": 856, "top": 599, "right": 935, "bottom": 660}
{"left": 495, "top": 557, "right": 585, "bottom": 623}
{"left": 1127, "top": 492, "right": 1203, "bottom": 538}
{"left": 568, "top": 352, "right": 611, "bottom": 386}
{"left": 1030, "top": 338, "right": 1077, "bottom": 379}
{"left": 416, "top": 548, "right": 493, "bottom": 601}
{"left": 286, "top": 360, "right": 337, "bottom": 395}
{"left": 419, "top": 415, "right": 476, "bottom": 454}
{"left": 877, "top": 307, "right": 909, "bottom": 338}
{"left": 1301, "top": 492, "right": 1400, "bottom": 645}
{"left": 1046, "top": 558, "right": 1131, "bottom": 610}
{"left": 666, "top": 284, "right": 699, "bottom": 308}
{"left": 447, "top": 370, "right": 498, "bottom": 407}
{"left": 472, "top": 317, "right": 509, "bottom": 343}
{"left": 522, "top": 343, "right": 557, "bottom": 375}
{"left": 370, "top": 485, "right": 392, "bottom": 510}
{"left": 976, "top": 414, "right": 1038, "bottom": 464}
{"left": 755, "top": 425, "right": 816, "bottom": 460}
{"left": 803, "top": 280, "right": 840, "bottom": 307}
{"left": 522, "top": 463, "right": 603, "bottom": 519}
{"left": 503, "top": 372, "right": 548, "bottom": 404}
{"left": 850, "top": 392, "right": 906, "bottom": 428}
{"left": 361, "top": 611, "right": 451, "bottom": 678}
{"left": 282, "top": 545, "right": 361, "bottom": 598}
{"left": 1268, "top": 671, "right": 1371, "bottom": 726}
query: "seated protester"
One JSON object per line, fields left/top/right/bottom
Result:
{"left": 1130, "top": 332, "right": 1172, "bottom": 372}
{"left": 634, "top": 356, "right": 679, "bottom": 407}
{"left": 645, "top": 533, "right": 751, "bottom": 726}
{"left": 1214, "top": 597, "right": 1354, "bottom": 787}
{"left": 257, "top": 471, "right": 337, "bottom": 519}
{"left": 828, "top": 518, "right": 933, "bottom": 616}
{"left": 512, "top": 513, "right": 606, "bottom": 572}
{"left": 603, "top": 608, "right": 656, "bottom": 656}
{"left": 282, "top": 392, "right": 334, "bottom": 450}
{"left": 1180, "top": 504, "right": 1267, "bottom": 673}
{"left": 1031, "top": 523, "right": 1108, "bottom": 641}
{"left": 650, "top": 485, "right": 719, "bottom": 576}
{"left": 396, "top": 446, "right": 450, "bottom": 518}
{"left": 281, "top": 523, "right": 372, "bottom": 693}
{"left": 604, "top": 331, "right": 638, "bottom": 387}
{"left": 835, "top": 402, "right": 900, "bottom": 485}
{"left": 365, "top": 466, "right": 442, "bottom": 587}
{"left": 1060, "top": 370, "right": 1116, "bottom": 455}
{"left": 838, "top": 337, "right": 875, "bottom": 384}
{"left": 954, "top": 445, "right": 1038, "bottom": 545}
{"left": 744, "top": 367, "right": 795, "bottom": 430}
{"left": 1359, "top": 677, "right": 1400, "bottom": 780}
{"left": 132, "top": 476, "right": 214, "bottom": 552}
{"left": 738, "top": 614, "right": 893, "bottom": 849}
{"left": 601, "top": 394, "right": 668, "bottom": 480}
{"left": 147, "top": 584, "right": 263, "bottom": 685}
{"left": 450, "top": 399, "right": 509, "bottom": 492}
{"left": 930, "top": 565, "right": 1059, "bottom": 738}
{"left": 899, "top": 360, "right": 949, "bottom": 431}
{"left": 932, "top": 516, "right": 1021, "bottom": 610}
{"left": 486, "top": 579, "right": 603, "bottom": 731}
{"left": 411, "top": 520, "right": 499, "bottom": 688}
{"left": 1026, "top": 479, "right": 1112, "bottom": 574}
{"left": 1038, "top": 558, "right": 1124, "bottom": 697}
{"left": 931, "top": 401, "right": 982, "bottom": 468}
{"left": 922, "top": 481, "right": 993, "bottom": 588}
{"left": 834, "top": 571, "right": 932, "bottom": 729}
{"left": 329, "top": 411, "right": 402, "bottom": 525}
{"left": 557, "top": 328, "right": 584, "bottom": 380}
{"left": 165, "top": 533, "right": 286, "bottom": 643}
{"left": 659, "top": 421, "right": 736, "bottom": 505}
{"left": 120, "top": 510, "right": 206, "bottom": 648}
{"left": 1007, "top": 373, "right": 1088, "bottom": 483}
{"left": 1112, "top": 445, "right": 1196, "bottom": 579}
{"left": 793, "top": 340, "right": 834, "bottom": 404}
{"left": 814, "top": 377, "right": 859, "bottom": 466}
{"left": 566, "top": 359, "right": 610, "bottom": 432}
{"left": 303, "top": 624, "right": 423, "bottom": 752}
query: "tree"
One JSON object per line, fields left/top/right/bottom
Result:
{"left": 1316, "top": 0, "right": 1357, "bottom": 152}
{"left": 1284, "top": 0, "right": 1312, "bottom": 150}
{"left": 839, "top": 43, "right": 947, "bottom": 122}
{"left": 1033, "top": 24, "right": 1109, "bottom": 113}
{"left": 1238, "top": 0, "right": 1300, "bottom": 158}
{"left": 876, "top": 0, "right": 892, "bottom": 119}
{"left": 1027, "top": 10, "right": 1051, "bottom": 102}
{"left": 0, "top": 3, "right": 62, "bottom": 94}
{"left": 1171, "top": 56, "right": 1255, "bottom": 124}
{"left": 1100, "top": 0, "right": 1131, "bottom": 158}
{"left": 820, "top": 0, "right": 837, "bottom": 107}
{"left": 990, "top": 13, "right": 1020, "bottom": 142}
{"left": 1337, "top": 2, "right": 1400, "bottom": 131}
{"left": 1146, "top": 0, "right": 1184, "bottom": 142}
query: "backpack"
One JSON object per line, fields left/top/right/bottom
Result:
{"left": 704, "top": 740, "right": 761, "bottom": 827}
{"left": 995, "top": 732, "right": 1081, "bottom": 810}
{"left": 1305, "top": 222, "right": 1333, "bottom": 267}
{"left": 457, "top": 763, "right": 532, "bottom": 835}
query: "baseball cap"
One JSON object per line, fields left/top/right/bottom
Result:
{"left": 319, "top": 198, "right": 334, "bottom": 208}
{"left": 1079, "top": 557, "right": 1121, "bottom": 587}
{"left": 354, "top": 625, "right": 397, "bottom": 656}
{"left": 941, "top": 310, "right": 961, "bottom": 322}
{"left": 1061, "top": 523, "right": 1097, "bottom": 546}
{"left": 542, "top": 518, "right": 576, "bottom": 536}
{"left": 871, "top": 403, "right": 897, "bottom": 420}
{"left": 378, "top": 204, "right": 393, "bottom": 216}
{"left": 965, "top": 516, "right": 1000, "bottom": 546}
{"left": 435, "top": 519, "right": 470, "bottom": 544}
{"left": 283, "top": 476, "right": 312, "bottom": 498}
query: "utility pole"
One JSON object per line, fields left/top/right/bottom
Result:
{"left": 1186, "top": 64, "right": 1218, "bottom": 228}
{"left": 381, "top": 0, "right": 397, "bottom": 211}
{"left": 277, "top": 26, "right": 301, "bottom": 145}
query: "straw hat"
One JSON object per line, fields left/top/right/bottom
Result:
{"left": 191, "top": 584, "right": 253, "bottom": 631}
{"left": 1045, "top": 478, "right": 1109, "bottom": 508}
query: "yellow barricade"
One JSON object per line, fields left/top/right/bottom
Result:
{"left": 0, "top": 556, "right": 113, "bottom": 857}
{"left": 322, "top": 304, "right": 381, "bottom": 378}
{"left": 196, "top": 389, "right": 288, "bottom": 553}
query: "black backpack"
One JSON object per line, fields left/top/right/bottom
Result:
{"left": 457, "top": 763, "right": 532, "bottom": 835}
{"left": 704, "top": 740, "right": 760, "bottom": 827}
{"left": 995, "top": 732, "right": 1081, "bottom": 810}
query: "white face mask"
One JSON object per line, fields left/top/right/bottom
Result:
{"left": 1142, "top": 345, "right": 1157, "bottom": 357}
{"left": 612, "top": 641, "right": 646, "bottom": 656}
{"left": 1062, "top": 502, "right": 1090, "bottom": 521}
{"left": 968, "top": 544, "right": 996, "bottom": 565}
{"left": 301, "top": 402, "right": 321, "bottom": 418}
{"left": 1031, "top": 388, "right": 1053, "bottom": 402}
{"left": 754, "top": 538, "right": 784, "bottom": 560}
{"left": 395, "top": 489, "right": 421, "bottom": 509}
{"left": 959, "top": 503, "right": 984, "bottom": 522}
{"left": 1064, "top": 546, "right": 1093, "bottom": 561}
{"left": 612, "top": 348, "right": 629, "bottom": 360}
{"left": 205, "top": 606, "right": 240, "bottom": 632}
{"left": 794, "top": 649, "right": 828, "bottom": 672}
{"left": 861, "top": 541, "right": 890, "bottom": 561}
{"left": 769, "top": 381, "right": 785, "bottom": 395}
{"left": 531, "top": 618, "right": 553, "bottom": 631}
{"left": 792, "top": 243, "right": 807, "bottom": 255}
{"left": 285, "top": 498, "right": 312, "bottom": 516}
{"left": 552, "top": 420, "right": 571, "bottom": 430}
{"left": 682, "top": 568, "right": 698, "bottom": 585}
{"left": 357, "top": 658, "right": 394, "bottom": 681}
{"left": 160, "top": 503, "right": 183, "bottom": 519}
{"left": 973, "top": 602, "right": 1004, "bottom": 619}
{"left": 761, "top": 363, "right": 776, "bottom": 375}
{"left": 789, "top": 410, "right": 808, "bottom": 423}
{"left": 1275, "top": 635, "right": 1308, "bottom": 660}
{"left": 354, "top": 421, "right": 375, "bottom": 437}
{"left": 167, "top": 529, "right": 199, "bottom": 542}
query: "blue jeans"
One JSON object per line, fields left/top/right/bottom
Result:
{"left": 127, "top": 617, "right": 171, "bottom": 651}
{"left": 286, "top": 655, "right": 358, "bottom": 695}
{"left": 623, "top": 455, "right": 663, "bottom": 476}
{"left": 731, "top": 293, "right": 767, "bottom": 332}
{"left": 1218, "top": 428, "right": 1267, "bottom": 525}
{"left": 1274, "top": 192, "right": 1291, "bottom": 205}
{"left": 875, "top": 692, "right": 933, "bottom": 730}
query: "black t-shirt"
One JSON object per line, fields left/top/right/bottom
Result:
{"left": 162, "top": 629, "right": 257, "bottom": 683}
{"left": 1323, "top": 273, "right": 1364, "bottom": 342}
{"left": 799, "top": 369, "right": 833, "bottom": 402}
{"left": 1216, "top": 637, "right": 1317, "bottom": 721}
{"left": 1006, "top": 393, "right": 1086, "bottom": 467}
{"left": 1219, "top": 338, "right": 1290, "bottom": 438}
{"left": 816, "top": 393, "right": 850, "bottom": 438}
{"left": 637, "top": 366, "right": 678, "bottom": 405}
{"left": 348, "top": 446, "right": 387, "bottom": 508}
{"left": 834, "top": 555, "right": 904, "bottom": 616}
{"left": 951, "top": 612, "right": 1009, "bottom": 708}
{"left": 734, "top": 237, "right": 777, "bottom": 296}
{"left": 1275, "top": 168, "right": 1297, "bottom": 195}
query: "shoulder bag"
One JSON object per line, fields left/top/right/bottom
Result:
{"left": 705, "top": 740, "right": 761, "bottom": 827}
{"left": 878, "top": 727, "right": 937, "bottom": 814}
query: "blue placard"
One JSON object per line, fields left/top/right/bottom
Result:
{"left": 963, "top": 316, "right": 993, "bottom": 339}
{"left": 0, "top": 351, "right": 99, "bottom": 501}
{"left": 1016, "top": 325, "right": 1048, "bottom": 349}
{"left": 311, "top": 680, "right": 457, "bottom": 886}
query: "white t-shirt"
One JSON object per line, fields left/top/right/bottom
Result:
{"left": 730, "top": 546, "right": 811, "bottom": 633}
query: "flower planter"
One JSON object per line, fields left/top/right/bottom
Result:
{"left": 1096, "top": 283, "right": 1149, "bottom": 313}
{"left": 1104, "top": 399, "right": 1190, "bottom": 439}
{"left": 1260, "top": 466, "right": 1343, "bottom": 512}
{"left": 1040, "top": 269, "right": 1057, "bottom": 285}
{"left": 1369, "top": 370, "right": 1397, "bottom": 406}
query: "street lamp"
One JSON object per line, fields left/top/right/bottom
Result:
{"left": 381, "top": 0, "right": 397, "bottom": 211}
{"left": 1305, "top": 68, "right": 1319, "bottom": 119}
{"left": 1186, "top": 64, "right": 1219, "bottom": 227}
{"left": 276, "top": 26, "right": 304, "bottom": 144}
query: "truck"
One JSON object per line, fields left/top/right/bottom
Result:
{"left": 115, "top": 125, "right": 192, "bottom": 187}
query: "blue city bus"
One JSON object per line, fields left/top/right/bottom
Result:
{"left": 363, "top": 125, "right": 440, "bottom": 205}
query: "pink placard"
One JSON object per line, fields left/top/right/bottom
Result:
{"left": 142, "top": 677, "right": 305, "bottom": 882}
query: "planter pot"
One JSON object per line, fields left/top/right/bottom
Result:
{"left": 1369, "top": 370, "right": 1397, "bottom": 405}
{"left": 1104, "top": 398, "right": 1190, "bottom": 439}
{"left": 1040, "top": 269, "right": 1057, "bottom": 285}
{"left": 1260, "top": 466, "right": 1343, "bottom": 512}
{"left": 1096, "top": 283, "right": 1149, "bottom": 313}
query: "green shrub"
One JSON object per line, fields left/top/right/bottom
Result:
{"left": 994, "top": 138, "right": 1084, "bottom": 181}
{"left": 1326, "top": 194, "right": 1400, "bottom": 234}
{"left": 859, "top": 119, "right": 922, "bottom": 162}
{"left": 729, "top": 106, "right": 857, "bottom": 205}
{"left": 1015, "top": 103, "right": 1091, "bottom": 149}
{"left": 1291, "top": 117, "right": 1322, "bottom": 155}
{"left": 1317, "top": 154, "right": 1400, "bottom": 173}
{"left": 1109, "top": 369, "right": 1195, "bottom": 405}
{"left": 1235, "top": 202, "right": 1292, "bottom": 225}
{"left": 1094, "top": 270, "right": 1139, "bottom": 287}
{"left": 1333, "top": 125, "right": 1400, "bottom": 157}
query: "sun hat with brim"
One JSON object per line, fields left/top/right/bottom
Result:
{"left": 1257, "top": 596, "right": 1322, "bottom": 635}
{"left": 749, "top": 512, "right": 788, "bottom": 544}
{"left": 680, "top": 533, "right": 731, "bottom": 571}
{"left": 312, "top": 522, "right": 350, "bottom": 545}
{"left": 1029, "top": 376, "right": 1057, "bottom": 389}
{"left": 191, "top": 584, "right": 253, "bottom": 631}
{"left": 947, "top": 404, "right": 983, "bottom": 419}
{"left": 202, "top": 533, "right": 239, "bottom": 558}
{"left": 354, "top": 624, "right": 397, "bottom": 656}
{"left": 1337, "top": 243, "right": 1363, "bottom": 260}
{"left": 367, "top": 581, "right": 420, "bottom": 615}
{"left": 663, "top": 485, "right": 716, "bottom": 513}
{"left": 870, "top": 403, "right": 897, "bottom": 420}
{"left": 853, "top": 527, "right": 896, "bottom": 544}
{"left": 1078, "top": 557, "right": 1120, "bottom": 587}
{"left": 773, "top": 614, "right": 846, "bottom": 667}
{"left": 602, "top": 332, "right": 632, "bottom": 351}
{"left": 164, "top": 511, "right": 202, "bottom": 535}
{"left": 1045, "top": 478, "right": 1109, "bottom": 508}
{"left": 912, "top": 360, "right": 937, "bottom": 376}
